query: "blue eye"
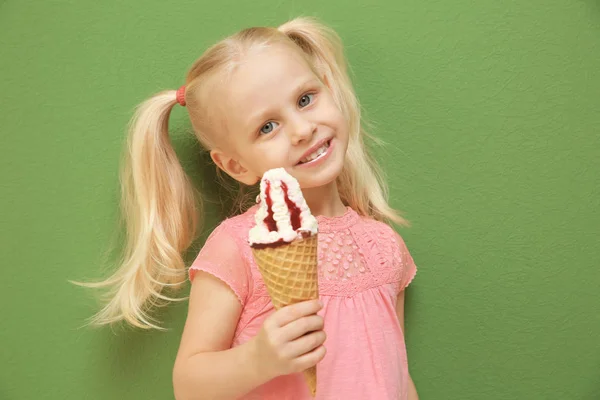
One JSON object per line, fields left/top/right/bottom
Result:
{"left": 298, "top": 93, "right": 314, "bottom": 108}
{"left": 260, "top": 121, "right": 279, "bottom": 135}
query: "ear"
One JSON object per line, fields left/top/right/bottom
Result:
{"left": 210, "top": 149, "right": 259, "bottom": 186}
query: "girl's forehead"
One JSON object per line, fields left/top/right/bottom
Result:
{"left": 217, "top": 45, "right": 317, "bottom": 118}
{"left": 231, "top": 44, "right": 313, "bottom": 89}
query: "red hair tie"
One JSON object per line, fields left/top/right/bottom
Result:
{"left": 176, "top": 85, "right": 186, "bottom": 106}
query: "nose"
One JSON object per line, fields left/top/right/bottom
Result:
{"left": 288, "top": 114, "right": 316, "bottom": 145}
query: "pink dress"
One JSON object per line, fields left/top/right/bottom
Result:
{"left": 189, "top": 205, "right": 417, "bottom": 400}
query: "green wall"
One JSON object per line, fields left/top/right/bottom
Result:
{"left": 1, "top": 1, "right": 599, "bottom": 399}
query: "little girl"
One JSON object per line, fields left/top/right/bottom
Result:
{"left": 90, "top": 17, "right": 419, "bottom": 400}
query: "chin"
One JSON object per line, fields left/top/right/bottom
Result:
{"left": 297, "top": 164, "right": 344, "bottom": 189}
{"left": 295, "top": 146, "right": 346, "bottom": 189}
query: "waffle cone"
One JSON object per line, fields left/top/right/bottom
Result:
{"left": 252, "top": 234, "right": 319, "bottom": 396}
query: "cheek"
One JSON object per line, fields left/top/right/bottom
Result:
{"left": 321, "top": 97, "right": 346, "bottom": 129}
{"left": 332, "top": 110, "right": 348, "bottom": 138}
{"left": 253, "top": 141, "right": 291, "bottom": 167}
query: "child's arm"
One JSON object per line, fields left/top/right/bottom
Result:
{"left": 172, "top": 271, "right": 326, "bottom": 400}
{"left": 397, "top": 290, "right": 419, "bottom": 400}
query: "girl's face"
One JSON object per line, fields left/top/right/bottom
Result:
{"left": 210, "top": 44, "right": 349, "bottom": 190}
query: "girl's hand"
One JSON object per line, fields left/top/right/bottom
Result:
{"left": 251, "top": 299, "right": 326, "bottom": 381}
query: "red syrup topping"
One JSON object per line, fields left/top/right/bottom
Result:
{"left": 263, "top": 180, "right": 303, "bottom": 232}
{"left": 251, "top": 239, "right": 287, "bottom": 250}
{"left": 264, "top": 181, "right": 277, "bottom": 232}
{"left": 281, "top": 182, "right": 302, "bottom": 231}
{"left": 253, "top": 179, "right": 309, "bottom": 249}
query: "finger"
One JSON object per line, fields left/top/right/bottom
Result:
{"left": 292, "top": 344, "right": 327, "bottom": 372}
{"left": 284, "top": 330, "right": 326, "bottom": 360}
{"left": 273, "top": 299, "right": 323, "bottom": 327}
{"left": 279, "top": 314, "right": 324, "bottom": 342}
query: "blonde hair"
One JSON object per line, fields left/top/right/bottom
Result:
{"left": 82, "top": 17, "right": 410, "bottom": 329}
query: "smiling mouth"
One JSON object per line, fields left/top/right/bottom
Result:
{"left": 298, "top": 140, "right": 331, "bottom": 165}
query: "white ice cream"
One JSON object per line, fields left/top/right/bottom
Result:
{"left": 249, "top": 168, "right": 318, "bottom": 247}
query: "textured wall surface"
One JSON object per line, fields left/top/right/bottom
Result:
{"left": 1, "top": 1, "right": 599, "bottom": 399}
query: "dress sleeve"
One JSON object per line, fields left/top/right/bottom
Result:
{"left": 394, "top": 232, "right": 417, "bottom": 291}
{"left": 188, "top": 223, "right": 250, "bottom": 306}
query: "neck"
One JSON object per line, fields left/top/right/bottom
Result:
{"left": 301, "top": 181, "right": 346, "bottom": 218}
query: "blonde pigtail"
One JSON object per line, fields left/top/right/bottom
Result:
{"left": 78, "top": 90, "right": 200, "bottom": 329}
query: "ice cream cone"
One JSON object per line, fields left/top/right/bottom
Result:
{"left": 303, "top": 365, "right": 318, "bottom": 397}
{"left": 248, "top": 168, "right": 322, "bottom": 396}
{"left": 252, "top": 234, "right": 319, "bottom": 396}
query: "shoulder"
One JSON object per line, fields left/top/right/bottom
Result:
{"left": 355, "top": 214, "right": 412, "bottom": 253}
{"left": 203, "top": 207, "right": 256, "bottom": 250}
{"left": 208, "top": 205, "right": 257, "bottom": 244}
{"left": 358, "top": 214, "right": 398, "bottom": 238}
{"left": 356, "top": 214, "right": 417, "bottom": 289}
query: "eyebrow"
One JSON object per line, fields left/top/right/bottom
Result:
{"left": 246, "top": 78, "right": 321, "bottom": 130}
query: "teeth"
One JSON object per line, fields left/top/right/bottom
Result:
{"left": 300, "top": 142, "right": 329, "bottom": 164}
